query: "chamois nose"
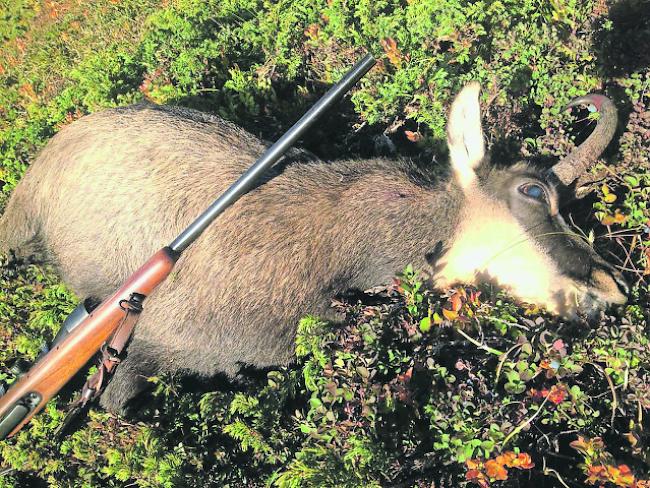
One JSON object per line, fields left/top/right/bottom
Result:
{"left": 601, "top": 259, "right": 630, "bottom": 296}
{"left": 592, "top": 263, "right": 629, "bottom": 304}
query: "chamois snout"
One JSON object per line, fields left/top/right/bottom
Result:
{"left": 575, "top": 258, "right": 628, "bottom": 319}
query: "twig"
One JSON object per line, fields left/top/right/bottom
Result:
{"left": 567, "top": 213, "right": 591, "bottom": 243}
{"left": 613, "top": 265, "right": 644, "bottom": 274}
{"left": 495, "top": 343, "right": 523, "bottom": 383}
{"left": 597, "top": 226, "right": 644, "bottom": 238}
{"left": 620, "top": 234, "right": 638, "bottom": 271}
{"left": 598, "top": 231, "right": 643, "bottom": 240}
{"left": 502, "top": 396, "right": 549, "bottom": 448}
{"left": 601, "top": 164, "right": 629, "bottom": 185}
{"left": 533, "top": 423, "right": 552, "bottom": 449}
{"left": 489, "top": 316, "right": 531, "bottom": 331}
{"left": 353, "top": 120, "right": 367, "bottom": 133}
{"left": 558, "top": 429, "right": 580, "bottom": 437}
{"left": 542, "top": 457, "right": 572, "bottom": 488}
{"left": 587, "top": 362, "right": 618, "bottom": 429}
{"left": 606, "top": 249, "right": 626, "bottom": 265}
{"left": 605, "top": 249, "right": 644, "bottom": 275}
{"left": 455, "top": 328, "right": 504, "bottom": 356}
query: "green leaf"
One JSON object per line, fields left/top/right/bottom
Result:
{"left": 419, "top": 316, "right": 432, "bottom": 332}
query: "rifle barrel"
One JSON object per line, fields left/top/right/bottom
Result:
{"left": 168, "top": 53, "right": 376, "bottom": 253}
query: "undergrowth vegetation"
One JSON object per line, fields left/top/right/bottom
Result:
{"left": 0, "top": 0, "right": 648, "bottom": 486}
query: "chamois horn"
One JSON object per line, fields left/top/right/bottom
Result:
{"left": 549, "top": 94, "right": 618, "bottom": 188}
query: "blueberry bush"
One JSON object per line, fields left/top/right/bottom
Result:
{"left": 0, "top": 0, "right": 648, "bottom": 486}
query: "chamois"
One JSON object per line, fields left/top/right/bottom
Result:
{"left": 0, "top": 83, "right": 628, "bottom": 413}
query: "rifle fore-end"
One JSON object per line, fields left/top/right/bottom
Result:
{"left": 0, "top": 247, "right": 178, "bottom": 439}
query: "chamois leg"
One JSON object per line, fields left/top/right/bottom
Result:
{"left": 99, "top": 339, "right": 162, "bottom": 416}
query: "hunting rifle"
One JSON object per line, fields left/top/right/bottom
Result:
{"left": 0, "top": 53, "right": 376, "bottom": 440}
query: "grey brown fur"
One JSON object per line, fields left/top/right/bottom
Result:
{"left": 0, "top": 103, "right": 461, "bottom": 412}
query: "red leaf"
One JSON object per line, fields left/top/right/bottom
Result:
{"left": 404, "top": 130, "right": 422, "bottom": 142}
{"left": 485, "top": 460, "right": 508, "bottom": 481}
{"left": 380, "top": 37, "right": 403, "bottom": 67}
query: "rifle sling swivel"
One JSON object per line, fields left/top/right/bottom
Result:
{"left": 73, "top": 293, "right": 145, "bottom": 409}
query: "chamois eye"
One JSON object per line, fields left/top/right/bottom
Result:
{"left": 519, "top": 183, "right": 547, "bottom": 203}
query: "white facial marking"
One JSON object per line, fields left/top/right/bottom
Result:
{"left": 434, "top": 191, "right": 580, "bottom": 314}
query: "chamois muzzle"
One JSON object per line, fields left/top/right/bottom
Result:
{"left": 547, "top": 94, "right": 618, "bottom": 191}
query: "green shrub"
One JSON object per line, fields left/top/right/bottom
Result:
{"left": 0, "top": 0, "right": 648, "bottom": 486}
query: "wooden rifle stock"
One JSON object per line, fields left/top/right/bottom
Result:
{"left": 0, "top": 248, "right": 177, "bottom": 438}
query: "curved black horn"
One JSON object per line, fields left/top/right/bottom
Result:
{"left": 549, "top": 94, "right": 618, "bottom": 187}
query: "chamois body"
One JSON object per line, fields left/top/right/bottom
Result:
{"left": 0, "top": 86, "right": 628, "bottom": 413}
{"left": 1, "top": 104, "right": 461, "bottom": 412}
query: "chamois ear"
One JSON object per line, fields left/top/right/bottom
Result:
{"left": 446, "top": 82, "right": 485, "bottom": 190}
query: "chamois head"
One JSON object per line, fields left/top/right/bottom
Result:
{"left": 434, "top": 83, "right": 628, "bottom": 318}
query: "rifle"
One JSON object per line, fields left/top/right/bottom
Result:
{"left": 0, "top": 53, "right": 376, "bottom": 440}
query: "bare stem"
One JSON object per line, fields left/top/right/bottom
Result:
{"left": 502, "top": 396, "right": 549, "bottom": 448}
{"left": 455, "top": 328, "right": 504, "bottom": 356}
